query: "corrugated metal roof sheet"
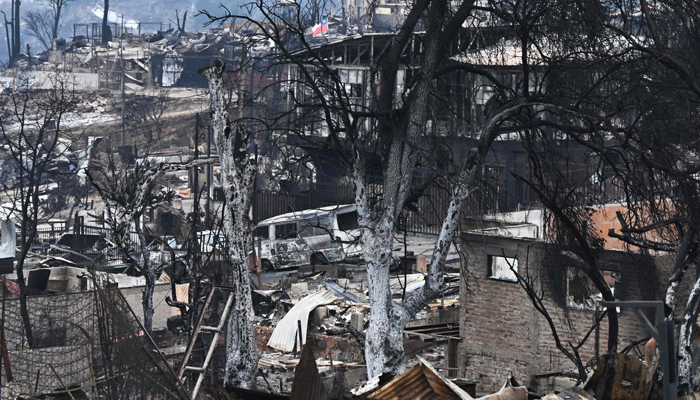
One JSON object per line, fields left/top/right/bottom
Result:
{"left": 267, "top": 289, "right": 340, "bottom": 352}
{"left": 368, "top": 356, "right": 474, "bottom": 400}
{"left": 289, "top": 339, "right": 328, "bottom": 400}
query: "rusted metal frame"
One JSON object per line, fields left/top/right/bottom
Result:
{"left": 404, "top": 323, "right": 460, "bottom": 334}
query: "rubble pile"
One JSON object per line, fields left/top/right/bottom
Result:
{"left": 1, "top": 27, "right": 276, "bottom": 90}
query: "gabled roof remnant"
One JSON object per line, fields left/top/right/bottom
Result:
{"left": 368, "top": 356, "right": 474, "bottom": 400}
{"left": 474, "top": 376, "right": 528, "bottom": 400}
{"left": 289, "top": 339, "right": 329, "bottom": 400}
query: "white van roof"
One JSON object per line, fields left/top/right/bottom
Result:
{"left": 257, "top": 204, "right": 357, "bottom": 226}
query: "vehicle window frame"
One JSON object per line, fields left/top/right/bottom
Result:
{"left": 275, "top": 222, "right": 298, "bottom": 240}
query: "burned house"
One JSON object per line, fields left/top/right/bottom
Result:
{"left": 457, "top": 211, "right": 657, "bottom": 395}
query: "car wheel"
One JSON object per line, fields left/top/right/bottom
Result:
{"left": 261, "top": 259, "right": 273, "bottom": 272}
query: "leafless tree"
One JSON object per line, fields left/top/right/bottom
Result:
{"left": 200, "top": 0, "right": 555, "bottom": 382}
{"left": 23, "top": 9, "right": 53, "bottom": 52}
{"left": 102, "top": 0, "right": 112, "bottom": 43}
{"left": 589, "top": 1, "right": 700, "bottom": 395}
{"left": 0, "top": 72, "right": 79, "bottom": 348}
{"left": 199, "top": 59, "right": 260, "bottom": 389}
{"left": 87, "top": 143, "right": 215, "bottom": 333}
{"left": 199, "top": 0, "right": 678, "bottom": 389}
{"left": 124, "top": 87, "right": 172, "bottom": 146}
{"left": 42, "top": 0, "right": 75, "bottom": 40}
{"left": 500, "top": 0, "right": 700, "bottom": 395}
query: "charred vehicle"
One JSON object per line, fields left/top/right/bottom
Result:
{"left": 253, "top": 205, "right": 361, "bottom": 270}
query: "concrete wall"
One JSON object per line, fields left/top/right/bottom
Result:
{"left": 27, "top": 71, "right": 100, "bottom": 91}
{"left": 458, "top": 234, "right": 655, "bottom": 395}
{"left": 120, "top": 283, "right": 177, "bottom": 331}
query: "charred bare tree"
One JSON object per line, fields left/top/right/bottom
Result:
{"left": 39, "top": 0, "right": 74, "bottom": 41}
{"left": 87, "top": 144, "right": 215, "bottom": 333}
{"left": 23, "top": 9, "right": 53, "bottom": 52}
{"left": 502, "top": 252, "right": 605, "bottom": 384}
{"left": 588, "top": 1, "right": 700, "bottom": 394}
{"left": 0, "top": 73, "right": 79, "bottom": 348}
{"left": 102, "top": 0, "right": 112, "bottom": 44}
{"left": 200, "top": 0, "right": 686, "bottom": 387}
{"left": 199, "top": 0, "right": 564, "bottom": 379}
{"left": 199, "top": 59, "right": 260, "bottom": 389}
{"left": 124, "top": 88, "right": 171, "bottom": 146}
{"left": 496, "top": 0, "right": 700, "bottom": 394}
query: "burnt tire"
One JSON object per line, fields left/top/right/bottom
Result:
{"left": 310, "top": 252, "right": 329, "bottom": 265}
{"left": 261, "top": 259, "right": 273, "bottom": 272}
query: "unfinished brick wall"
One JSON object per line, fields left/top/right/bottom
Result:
{"left": 458, "top": 234, "right": 655, "bottom": 395}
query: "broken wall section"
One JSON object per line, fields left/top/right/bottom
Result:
{"left": 458, "top": 233, "right": 655, "bottom": 395}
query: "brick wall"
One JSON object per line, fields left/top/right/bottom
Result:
{"left": 458, "top": 234, "right": 655, "bottom": 395}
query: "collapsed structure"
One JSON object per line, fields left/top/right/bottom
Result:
{"left": 0, "top": 1, "right": 693, "bottom": 399}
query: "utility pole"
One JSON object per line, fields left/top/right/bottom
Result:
{"left": 206, "top": 126, "right": 212, "bottom": 222}
{"left": 193, "top": 114, "right": 200, "bottom": 212}
{"left": 1, "top": 12, "right": 10, "bottom": 64}
{"left": 12, "top": 0, "right": 20, "bottom": 66}
{"left": 192, "top": 114, "right": 200, "bottom": 275}
{"left": 120, "top": 15, "right": 126, "bottom": 146}
{"left": 190, "top": 113, "right": 200, "bottom": 331}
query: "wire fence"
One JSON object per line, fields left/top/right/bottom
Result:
{"left": 0, "top": 280, "right": 188, "bottom": 399}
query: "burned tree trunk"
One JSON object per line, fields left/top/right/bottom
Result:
{"left": 358, "top": 96, "right": 532, "bottom": 377}
{"left": 200, "top": 59, "right": 259, "bottom": 389}
{"left": 12, "top": 0, "right": 20, "bottom": 65}
{"left": 135, "top": 223, "right": 155, "bottom": 333}
{"left": 101, "top": 0, "right": 111, "bottom": 43}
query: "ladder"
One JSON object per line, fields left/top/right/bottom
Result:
{"left": 177, "top": 285, "right": 235, "bottom": 400}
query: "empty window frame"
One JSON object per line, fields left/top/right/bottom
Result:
{"left": 254, "top": 226, "right": 269, "bottom": 239}
{"left": 337, "top": 211, "right": 359, "bottom": 231}
{"left": 275, "top": 223, "right": 298, "bottom": 240}
{"left": 567, "top": 268, "right": 619, "bottom": 310}
{"left": 488, "top": 255, "right": 518, "bottom": 282}
{"left": 298, "top": 217, "right": 332, "bottom": 238}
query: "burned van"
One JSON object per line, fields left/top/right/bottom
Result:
{"left": 253, "top": 205, "right": 361, "bottom": 270}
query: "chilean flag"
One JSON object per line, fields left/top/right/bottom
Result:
{"left": 312, "top": 18, "right": 329, "bottom": 37}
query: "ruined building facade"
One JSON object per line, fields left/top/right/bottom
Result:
{"left": 458, "top": 230, "right": 657, "bottom": 395}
